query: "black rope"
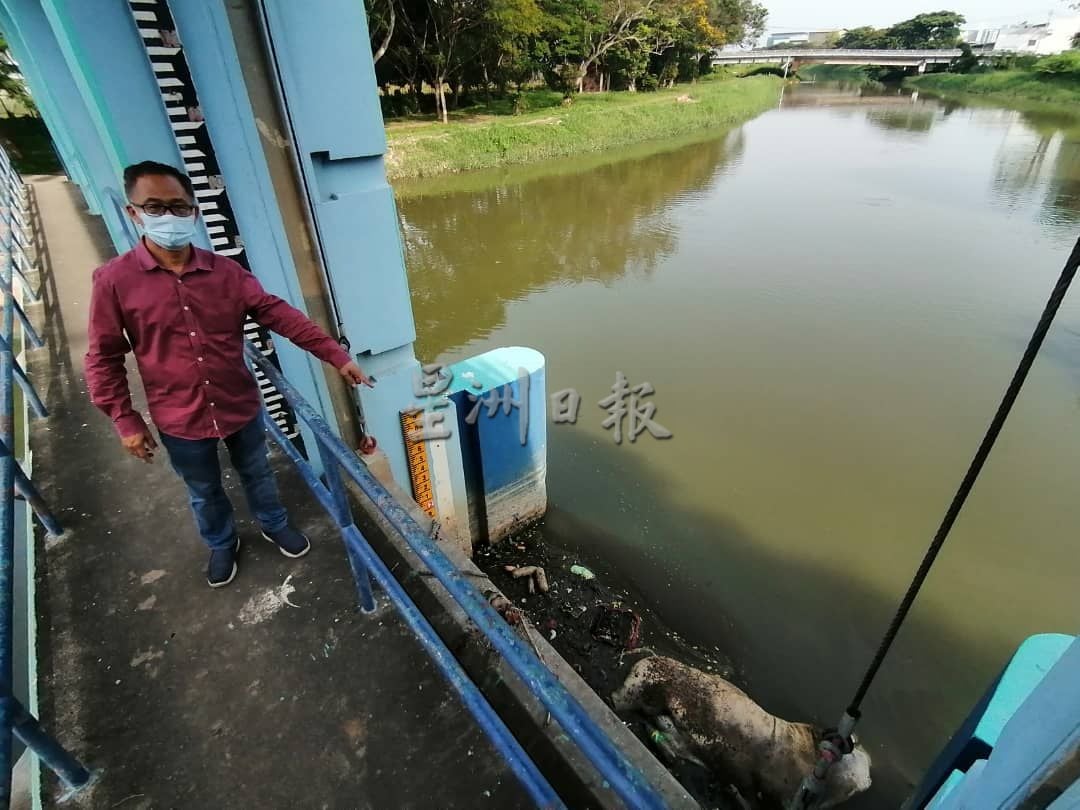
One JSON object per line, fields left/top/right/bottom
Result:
{"left": 848, "top": 235, "right": 1080, "bottom": 714}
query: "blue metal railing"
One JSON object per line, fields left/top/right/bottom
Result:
{"left": 0, "top": 148, "right": 91, "bottom": 805}
{"left": 245, "top": 344, "right": 667, "bottom": 809}
{"left": 0, "top": 147, "right": 664, "bottom": 807}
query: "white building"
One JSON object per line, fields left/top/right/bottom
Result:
{"left": 765, "top": 29, "right": 846, "bottom": 48}
{"left": 969, "top": 15, "right": 1080, "bottom": 55}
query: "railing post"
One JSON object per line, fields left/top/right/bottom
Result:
{"left": 0, "top": 148, "right": 87, "bottom": 802}
{"left": 245, "top": 343, "right": 668, "bottom": 808}
{"left": 314, "top": 437, "right": 377, "bottom": 614}
{"left": 0, "top": 160, "right": 19, "bottom": 808}
{"left": 8, "top": 697, "right": 89, "bottom": 791}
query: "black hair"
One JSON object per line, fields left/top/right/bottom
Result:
{"left": 123, "top": 161, "right": 196, "bottom": 200}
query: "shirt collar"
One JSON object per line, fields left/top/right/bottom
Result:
{"left": 134, "top": 238, "right": 214, "bottom": 274}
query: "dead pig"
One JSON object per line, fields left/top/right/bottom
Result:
{"left": 611, "top": 656, "right": 872, "bottom": 808}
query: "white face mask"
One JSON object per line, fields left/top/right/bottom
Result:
{"left": 138, "top": 211, "right": 197, "bottom": 250}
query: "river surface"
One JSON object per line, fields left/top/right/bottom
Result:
{"left": 396, "top": 83, "right": 1080, "bottom": 806}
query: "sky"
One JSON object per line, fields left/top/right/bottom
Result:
{"left": 762, "top": 0, "right": 1078, "bottom": 32}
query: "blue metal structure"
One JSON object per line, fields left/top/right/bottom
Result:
{"left": 921, "top": 634, "right": 1080, "bottom": 808}
{"left": 911, "top": 633, "right": 1075, "bottom": 808}
{"left": 245, "top": 343, "right": 665, "bottom": 809}
{"left": 0, "top": 147, "right": 90, "bottom": 805}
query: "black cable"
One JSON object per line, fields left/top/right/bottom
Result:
{"left": 848, "top": 235, "right": 1080, "bottom": 714}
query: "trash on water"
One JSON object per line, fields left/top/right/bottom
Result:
{"left": 570, "top": 565, "right": 595, "bottom": 580}
{"left": 506, "top": 564, "right": 549, "bottom": 594}
{"left": 591, "top": 604, "right": 642, "bottom": 651}
{"left": 563, "top": 602, "right": 588, "bottom": 620}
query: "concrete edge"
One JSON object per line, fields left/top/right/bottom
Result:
{"left": 343, "top": 471, "right": 699, "bottom": 810}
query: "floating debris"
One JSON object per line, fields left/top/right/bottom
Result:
{"left": 506, "top": 564, "right": 550, "bottom": 594}
{"left": 591, "top": 604, "right": 642, "bottom": 651}
{"left": 569, "top": 564, "right": 595, "bottom": 580}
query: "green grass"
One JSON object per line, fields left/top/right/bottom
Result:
{"left": 384, "top": 75, "right": 783, "bottom": 180}
{"left": 908, "top": 70, "right": 1080, "bottom": 108}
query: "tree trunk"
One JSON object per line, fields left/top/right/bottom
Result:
{"left": 372, "top": 1, "right": 395, "bottom": 64}
{"left": 436, "top": 83, "right": 448, "bottom": 124}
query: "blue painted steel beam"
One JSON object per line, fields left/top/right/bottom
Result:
{"left": 0, "top": 0, "right": 129, "bottom": 243}
{"left": 41, "top": 0, "right": 185, "bottom": 173}
{"left": 256, "top": 0, "right": 421, "bottom": 488}
{"left": 167, "top": 0, "right": 345, "bottom": 453}
{"left": 0, "top": 6, "right": 90, "bottom": 205}
{"left": 246, "top": 345, "right": 666, "bottom": 809}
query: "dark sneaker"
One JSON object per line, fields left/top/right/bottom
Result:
{"left": 262, "top": 526, "right": 310, "bottom": 559}
{"left": 207, "top": 537, "right": 240, "bottom": 588}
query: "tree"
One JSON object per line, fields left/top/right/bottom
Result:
{"left": 565, "top": 0, "right": 664, "bottom": 93}
{"left": 366, "top": 0, "right": 396, "bottom": 63}
{"left": 707, "top": 0, "right": 765, "bottom": 48}
{"left": 837, "top": 26, "right": 891, "bottom": 49}
{"left": 887, "top": 11, "right": 964, "bottom": 49}
{"left": 837, "top": 12, "right": 965, "bottom": 51}
{"left": 952, "top": 41, "right": 979, "bottom": 73}
{"left": 472, "top": 0, "right": 545, "bottom": 94}
{"left": 0, "top": 37, "right": 35, "bottom": 116}
{"left": 395, "top": 0, "right": 488, "bottom": 122}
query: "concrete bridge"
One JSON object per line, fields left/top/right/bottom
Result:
{"left": 712, "top": 48, "right": 962, "bottom": 74}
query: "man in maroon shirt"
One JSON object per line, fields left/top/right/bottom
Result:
{"left": 86, "top": 161, "right": 372, "bottom": 587}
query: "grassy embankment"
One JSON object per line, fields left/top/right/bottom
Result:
{"left": 384, "top": 74, "right": 783, "bottom": 180}
{"left": 907, "top": 70, "right": 1080, "bottom": 108}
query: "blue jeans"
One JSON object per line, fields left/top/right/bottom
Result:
{"left": 159, "top": 417, "right": 289, "bottom": 551}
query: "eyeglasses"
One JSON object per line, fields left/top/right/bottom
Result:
{"left": 131, "top": 202, "right": 195, "bottom": 217}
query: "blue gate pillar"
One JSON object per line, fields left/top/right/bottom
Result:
{"left": 39, "top": 0, "right": 185, "bottom": 251}
{"left": 164, "top": 0, "right": 344, "bottom": 447}
{"left": 0, "top": 5, "right": 90, "bottom": 202}
{"left": 257, "top": 0, "right": 421, "bottom": 488}
{"left": 0, "top": 0, "right": 128, "bottom": 244}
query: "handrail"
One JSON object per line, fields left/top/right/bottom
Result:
{"left": 0, "top": 147, "right": 90, "bottom": 806}
{"left": 245, "top": 344, "right": 667, "bottom": 809}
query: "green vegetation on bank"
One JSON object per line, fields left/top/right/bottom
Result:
{"left": 384, "top": 75, "right": 781, "bottom": 180}
{"left": 907, "top": 42, "right": 1080, "bottom": 108}
{"left": 908, "top": 70, "right": 1080, "bottom": 108}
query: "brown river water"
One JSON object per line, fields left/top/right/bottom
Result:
{"left": 396, "top": 83, "right": 1080, "bottom": 806}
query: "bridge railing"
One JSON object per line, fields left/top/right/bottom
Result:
{"left": 0, "top": 147, "right": 91, "bottom": 805}
{"left": 712, "top": 48, "right": 961, "bottom": 60}
{"left": 245, "top": 343, "right": 667, "bottom": 809}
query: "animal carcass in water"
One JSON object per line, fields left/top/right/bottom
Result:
{"left": 611, "top": 656, "right": 872, "bottom": 808}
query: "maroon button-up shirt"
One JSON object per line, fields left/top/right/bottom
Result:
{"left": 86, "top": 240, "right": 351, "bottom": 440}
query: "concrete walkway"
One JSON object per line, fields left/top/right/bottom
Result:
{"left": 25, "top": 176, "right": 527, "bottom": 809}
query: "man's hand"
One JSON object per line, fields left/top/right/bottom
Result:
{"left": 339, "top": 361, "right": 376, "bottom": 388}
{"left": 122, "top": 430, "right": 158, "bottom": 463}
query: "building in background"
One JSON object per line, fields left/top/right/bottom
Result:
{"left": 765, "top": 29, "right": 846, "bottom": 48}
{"left": 963, "top": 15, "right": 1080, "bottom": 55}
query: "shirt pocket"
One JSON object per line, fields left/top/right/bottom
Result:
{"left": 187, "top": 288, "right": 243, "bottom": 336}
